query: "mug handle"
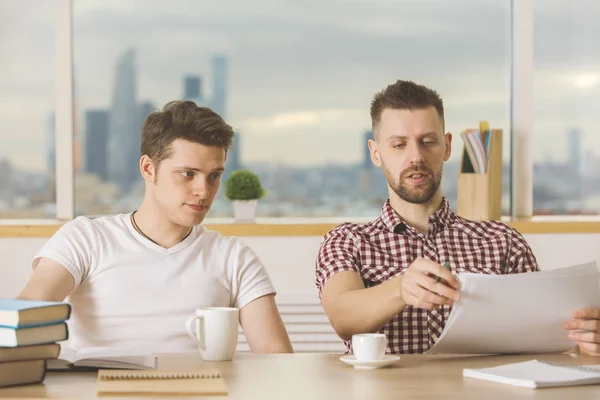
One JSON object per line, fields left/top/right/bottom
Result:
{"left": 185, "top": 315, "right": 206, "bottom": 350}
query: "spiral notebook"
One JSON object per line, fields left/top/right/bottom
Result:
{"left": 96, "top": 369, "right": 228, "bottom": 395}
{"left": 463, "top": 360, "right": 600, "bottom": 389}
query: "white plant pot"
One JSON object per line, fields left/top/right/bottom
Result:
{"left": 233, "top": 200, "right": 258, "bottom": 222}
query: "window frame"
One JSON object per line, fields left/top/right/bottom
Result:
{"left": 55, "top": 0, "right": 75, "bottom": 220}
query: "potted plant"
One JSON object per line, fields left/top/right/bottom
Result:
{"left": 224, "top": 169, "right": 266, "bottom": 222}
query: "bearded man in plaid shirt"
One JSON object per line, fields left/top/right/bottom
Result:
{"left": 316, "top": 80, "right": 600, "bottom": 356}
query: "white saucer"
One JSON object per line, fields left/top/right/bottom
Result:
{"left": 339, "top": 355, "right": 400, "bottom": 369}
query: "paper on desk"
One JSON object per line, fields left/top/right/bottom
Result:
{"left": 427, "top": 262, "right": 600, "bottom": 354}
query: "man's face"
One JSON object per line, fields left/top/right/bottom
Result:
{"left": 150, "top": 139, "right": 226, "bottom": 227}
{"left": 369, "top": 106, "right": 451, "bottom": 204}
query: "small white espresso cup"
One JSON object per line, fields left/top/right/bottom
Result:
{"left": 352, "top": 333, "right": 387, "bottom": 361}
{"left": 185, "top": 307, "right": 239, "bottom": 361}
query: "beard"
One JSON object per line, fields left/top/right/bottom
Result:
{"left": 384, "top": 164, "right": 442, "bottom": 204}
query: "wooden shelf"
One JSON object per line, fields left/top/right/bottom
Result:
{"left": 2, "top": 219, "right": 600, "bottom": 238}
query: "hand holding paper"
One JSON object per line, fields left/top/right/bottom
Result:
{"left": 565, "top": 308, "right": 600, "bottom": 356}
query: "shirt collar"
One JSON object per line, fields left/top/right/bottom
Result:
{"left": 380, "top": 197, "right": 455, "bottom": 234}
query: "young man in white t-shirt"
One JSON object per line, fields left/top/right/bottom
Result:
{"left": 18, "top": 101, "right": 294, "bottom": 353}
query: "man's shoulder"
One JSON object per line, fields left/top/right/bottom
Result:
{"left": 452, "top": 216, "right": 518, "bottom": 238}
{"left": 75, "top": 214, "right": 128, "bottom": 232}
{"left": 195, "top": 225, "right": 246, "bottom": 250}
{"left": 324, "top": 218, "right": 384, "bottom": 239}
{"left": 55, "top": 214, "right": 129, "bottom": 239}
{"left": 56, "top": 215, "right": 95, "bottom": 234}
{"left": 193, "top": 227, "right": 261, "bottom": 267}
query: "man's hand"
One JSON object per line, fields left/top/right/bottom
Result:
{"left": 399, "top": 258, "right": 461, "bottom": 311}
{"left": 564, "top": 308, "right": 600, "bottom": 356}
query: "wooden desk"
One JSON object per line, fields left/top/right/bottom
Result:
{"left": 2, "top": 352, "right": 600, "bottom": 399}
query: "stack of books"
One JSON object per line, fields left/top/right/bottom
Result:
{"left": 0, "top": 299, "right": 71, "bottom": 388}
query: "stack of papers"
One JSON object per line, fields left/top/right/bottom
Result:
{"left": 428, "top": 262, "right": 600, "bottom": 354}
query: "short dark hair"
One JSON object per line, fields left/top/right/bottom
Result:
{"left": 370, "top": 80, "right": 444, "bottom": 138}
{"left": 140, "top": 100, "right": 234, "bottom": 168}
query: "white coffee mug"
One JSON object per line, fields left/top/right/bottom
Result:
{"left": 352, "top": 333, "right": 387, "bottom": 361}
{"left": 185, "top": 307, "right": 239, "bottom": 361}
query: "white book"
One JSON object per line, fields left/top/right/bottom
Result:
{"left": 46, "top": 345, "right": 156, "bottom": 371}
{"left": 463, "top": 360, "right": 600, "bottom": 388}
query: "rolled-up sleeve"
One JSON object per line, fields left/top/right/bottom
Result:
{"left": 506, "top": 228, "right": 539, "bottom": 274}
{"left": 315, "top": 224, "right": 361, "bottom": 298}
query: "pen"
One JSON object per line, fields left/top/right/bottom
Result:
{"left": 434, "top": 262, "right": 451, "bottom": 283}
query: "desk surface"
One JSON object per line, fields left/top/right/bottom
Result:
{"left": 2, "top": 352, "right": 600, "bottom": 399}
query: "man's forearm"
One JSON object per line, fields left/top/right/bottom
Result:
{"left": 328, "top": 277, "right": 406, "bottom": 340}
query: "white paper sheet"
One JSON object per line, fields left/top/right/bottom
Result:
{"left": 427, "top": 262, "right": 600, "bottom": 354}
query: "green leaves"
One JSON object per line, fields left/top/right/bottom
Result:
{"left": 224, "top": 170, "right": 266, "bottom": 201}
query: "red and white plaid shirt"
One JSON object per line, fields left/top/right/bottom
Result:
{"left": 315, "top": 198, "right": 539, "bottom": 354}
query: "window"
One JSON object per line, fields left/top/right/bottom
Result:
{"left": 533, "top": 0, "right": 600, "bottom": 215}
{"left": 0, "top": 0, "right": 56, "bottom": 219}
{"left": 73, "top": 0, "right": 512, "bottom": 218}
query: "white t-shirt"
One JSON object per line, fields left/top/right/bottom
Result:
{"left": 32, "top": 214, "right": 276, "bottom": 352}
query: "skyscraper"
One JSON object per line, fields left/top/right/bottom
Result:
{"left": 46, "top": 112, "right": 55, "bottom": 176}
{"left": 84, "top": 110, "right": 109, "bottom": 181}
{"left": 569, "top": 128, "right": 583, "bottom": 208}
{"left": 569, "top": 128, "right": 582, "bottom": 174}
{"left": 182, "top": 75, "right": 211, "bottom": 108}
{"left": 183, "top": 76, "right": 202, "bottom": 101}
{"left": 211, "top": 54, "right": 227, "bottom": 118}
{"left": 107, "top": 48, "right": 138, "bottom": 194}
{"left": 362, "top": 130, "right": 373, "bottom": 170}
{"left": 137, "top": 101, "right": 155, "bottom": 153}
{"left": 226, "top": 131, "right": 242, "bottom": 172}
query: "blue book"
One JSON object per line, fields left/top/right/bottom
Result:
{"left": 0, "top": 299, "right": 71, "bottom": 328}
{"left": 0, "top": 322, "right": 69, "bottom": 347}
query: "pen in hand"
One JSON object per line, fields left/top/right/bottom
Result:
{"left": 434, "top": 261, "right": 452, "bottom": 284}
{"left": 433, "top": 262, "right": 460, "bottom": 301}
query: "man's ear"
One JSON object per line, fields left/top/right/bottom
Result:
{"left": 139, "top": 155, "right": 156, "bottom": 182}
{"left": 368, "top": 139, "right": 382, "bottom": 167}
{"left": 443, "top": 132, "right": 452, "bottom": 161}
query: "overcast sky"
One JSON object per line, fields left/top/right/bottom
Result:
{"left": 1, "top": 0, "right": 599, "bottom": 172}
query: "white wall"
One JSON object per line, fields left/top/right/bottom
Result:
{"left": 2, "top": 234, "right": 599, "bottom": 298}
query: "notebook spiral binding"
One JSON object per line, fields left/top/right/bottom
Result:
{"left": 99, "top": 370, "right": 221, "bottom": 380}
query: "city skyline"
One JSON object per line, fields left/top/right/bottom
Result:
{"left": 1, "top": 37, "right": 598, "bottom": 218}
{"left": 78, "top": 48, "right": 233, "bottom": 196}
{"left": 2, "top": 0, "right": 600, "bottom": 173}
